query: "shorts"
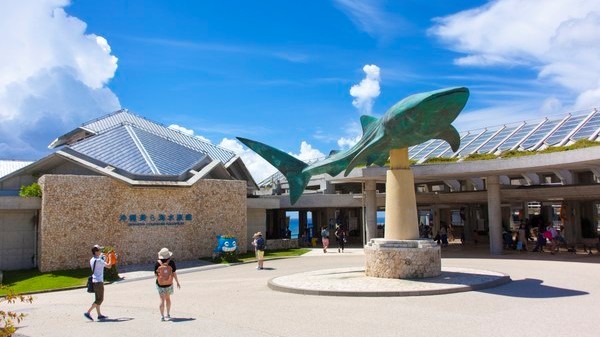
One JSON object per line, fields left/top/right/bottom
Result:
{"left": 156, "top": 284, "right": 174, "bottom": 295}
{"left": 256, "top": 250, "right": 265, "bottom": 260}
{"left": 93, "top": 282, "right": 104, "bottom": 305}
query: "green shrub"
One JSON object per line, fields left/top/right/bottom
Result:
{"left": 499, "top": 149, "right": 537, "bottom": 158}
{"left": 422, "top": 157, "right": 459, "bottom": 164}
{"left": 212, "top": 251, "right": 239, "bottom": 263}
{"left": 19, "top": 183, "right": 41, "bottom": 198}
{"left": 463, "top": 153, "right": 498, "bottom": 161}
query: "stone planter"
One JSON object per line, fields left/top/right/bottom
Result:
{"left": 365, "top": 239, "right": 441, "bottom": 279}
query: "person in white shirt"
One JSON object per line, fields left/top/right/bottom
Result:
{"left": 84, "top": 244, "right": 114, "bottom": 321}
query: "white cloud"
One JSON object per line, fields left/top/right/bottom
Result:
{"left": 0, "top": 0, "right": 120, "bottom": 159}
{"left": 168, "top": 124, "right": 212, "bottom": 143}
{"left": 333, "top": 0, "right": 408, "bottom": 43}
{"left": 219, "top": 138, "right": 325, "bottom": 183}
{"left": 289, "top": 141, "right": 326, "bottom": 162}
{"left": 454, "top": 103, "right": 542, "bottom": 132}
{"left": 337, "top": 135, "right": 361, "bottom": 149}
{"left": 350, "top": 64, "right": 381, "bottom": 115}
{"left": 430, "top": 0, "right": 600, "bottom": 111}
{"left": 168, "top": 124, "right": 195, "bottom": 136}
{"left": 218, "top": 138, "right": 244, "bottom": 154}
{"left": 219, "top": 137, "right": 277, "bottom": 183}
{"left": 540, "top": 97, "right": 563, "bottom": 115}
{"left": 336, "top": 120, "right": 363, "bottom": 150}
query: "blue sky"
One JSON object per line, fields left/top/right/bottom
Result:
{"left": 2, "top": 0, "right": 600, "bottom": 182}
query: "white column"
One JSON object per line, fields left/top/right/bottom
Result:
{"left": 486, "top": 175, "right": 503, "bottom": 254}
{"left": 365, "top": 180, "right": 378, "bottom": 242}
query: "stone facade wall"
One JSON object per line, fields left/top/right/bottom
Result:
{"left": 38, "top": 175, "right": 246, "bottom": 272}
{"left": 264, "top": 239, "right": 298, "bottom": 250}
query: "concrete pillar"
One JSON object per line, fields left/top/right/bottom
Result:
{"left": 486, "top": 176, "right": 503, "bottom": 254}
{"left": 384, "top": 148, "right": 419, "bottom": 240}
{"left": 432, "top": 205, "right": 440, "bottom": 237}
{"left": 365, "top": 180, "right": 378, "bottom": 242}
{"left": 486, "top": 176, "right": 503, "bottom": 255}
{"left": 573, "top": 201, "right": 582, "bottom": 241}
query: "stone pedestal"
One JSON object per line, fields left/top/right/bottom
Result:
{"left": 365, "top": 239, "right": 441, "bottom": 279}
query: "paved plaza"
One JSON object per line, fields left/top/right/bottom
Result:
{"left": 6, "top": 245, "right": 600, "bottom": 337}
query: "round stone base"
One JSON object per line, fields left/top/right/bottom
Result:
{"left": 365, "top": 239, "right": 441, "bottom": 279}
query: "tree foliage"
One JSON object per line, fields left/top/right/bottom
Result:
{"left": 0, "top": 285, "right": 33, "bottom": 337}
{"left": 18, "top": 183, "right": 41, "bottom": 198}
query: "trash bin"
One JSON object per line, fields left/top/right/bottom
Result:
{"left": 311, "top": 238, "right": 318, "bottom": 247}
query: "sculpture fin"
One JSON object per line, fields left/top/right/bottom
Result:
{"left": 237, "top": 137, "right": 311, "bottom": 204}
{"left": 344, "top": 131, "right": 385, "bottom": 176}
{"left": 360, "top": 115, "right": 378, "bottom": 133}
{"left": 373, "top": 153, "right": 390, "bottom": 167}
{"left": 328, "top": 150, "right": 340, "bottom": 157}
{"left": 438, "top": 125, "right": 461, "bottom": 152}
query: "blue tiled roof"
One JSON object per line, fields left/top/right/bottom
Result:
{"left": 67, "top": 124, "right": 208, "bottom": 177}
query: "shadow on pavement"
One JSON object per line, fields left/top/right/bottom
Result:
{"left": 96, "top": 317, "right": 135, "bottom": 323}
{"left": 169, "top": 317, "right": 196, "bottom": 323}
{"left": 480, "top": 278, "right": 588, "bottom": 298}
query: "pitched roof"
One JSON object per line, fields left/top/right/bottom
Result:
{"left": 0, "top": 160, "right": 33, "bottom": 179}
{"left": 49, "top": 109, "right": 236, "bottom": 164}
{"left": 64, "top": 124, "right": 210, "bottom": 178}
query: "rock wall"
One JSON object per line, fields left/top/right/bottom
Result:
{"left": 365, "top": 239, "right": 441, "bottom": 279}
{"left": 38, "top": 175, "right": 246, "bottom": 272}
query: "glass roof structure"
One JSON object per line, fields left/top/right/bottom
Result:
{"left": 258, "top": 108, "right": 600, "bottom": 186}
{"left": 412, "top": 108, "right": 600, "bottom": 163}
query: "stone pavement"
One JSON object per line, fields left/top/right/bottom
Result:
{"left": 6, "top": 244, "right": 600, "bottom": 337}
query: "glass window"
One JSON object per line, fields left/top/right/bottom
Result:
{"left": 544, "top": 115, "right": 586, "bottom": 146}
{"left": 572, "top": 112, "right": 600, "bottom": 140}
{"left": 520, "top": 119, "right": 560, "bottom": 150}
{"left": 497, "top": 123, "right": 536, "bottom": 152}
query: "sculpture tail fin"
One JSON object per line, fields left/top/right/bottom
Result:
{"left": 237, "top": 137, "right": 311, "bottom": 204}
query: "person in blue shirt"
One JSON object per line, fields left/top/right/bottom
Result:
{"left": 252, "top": 232, "right": 266, "bottom": 269}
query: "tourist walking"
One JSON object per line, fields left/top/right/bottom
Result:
{"left": 518, "top": 223, "right": 529, "bottom": 251}
{"left": 335, "top": 226, "right": 346, "bottom": 253}
{"left": 154, "top": 247, "right": 181, "bottom": 321}
{"left": 253, "top": 232, "right": 266, "bottom": 269}
{"left": 439, "top": 225, "right": 448, "bottom": 247}
{"left": 84, "top": 244, "right": 114, "bottom": 321}
{"left": 321, "top": 226, "right": 330, "bottom": 253}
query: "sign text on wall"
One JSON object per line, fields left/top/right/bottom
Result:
{"left": 119, "top": 213, "right": 193, "bottom": 226}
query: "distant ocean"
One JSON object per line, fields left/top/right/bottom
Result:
{"left": 289, "top": 218, "right": 300, "bottom": 238}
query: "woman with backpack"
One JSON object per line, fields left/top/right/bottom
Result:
{"left": 154, "top": 247, "right": 181, "bottom": 321}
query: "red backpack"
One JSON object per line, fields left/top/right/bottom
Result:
{"left": 156, "top": 260, "right": 173, "bottom": 286}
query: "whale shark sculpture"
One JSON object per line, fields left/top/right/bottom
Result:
{"left": 238, "top": 87, "right": 469, "bottom": 204}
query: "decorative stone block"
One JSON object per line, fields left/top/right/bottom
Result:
{"left": 364, "top": 239, "right": 441, "bottom": 279}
